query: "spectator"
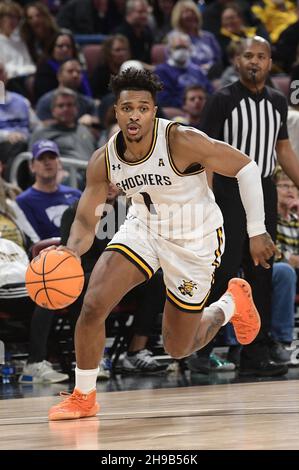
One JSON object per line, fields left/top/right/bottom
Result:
{"left": 182, "top": 84, "right": 207, "bottom": 129}
{"left": 21, "top": 1, "right": 59, "bottom": 65}
{"left": 16, "top": 139, "right": 81, "bottom": 240}
{"left": 217, "top": 4, "right": 269, "bottom": 68}
{"left": 0, "top": 159, "right": 38, "bottom": 246}
{"left": 219, "top": 41, "right": 241, "bottom": 87}
{"left": 91, "top": 34, "right": 131, "bottom": 100}
{"left": 30, "top": 88, "right": 97, "bottom": 163}
{"left": 274, "top": 5, "right": 299, "bottom": 72}
{"left": 0, "top": 62, "right": 39, "bottom": 181}
{"left": 33, "top": 29, "right": 91, "bottom": 101}
{"left": 171, "top": 0, "right": 222, "bottom": 78}
{"left": 114, "top": 0, "right": 154, "bottom": 64}
{"left": 152, "top": 0, "right": 178, "bottom": 44}
{"left": 0, "top": 1, "right": 36, "bottom": 96}
{"left": 271, "top": 167, "right": 299, "bottom": 350}
{"left": 0, "top": 161, "right": 38, "bottom": 343}
{"left": 57, "top": 0, "right": 111, "bottom": 35}
{"left": 36, "top": 59, "right": 98, "bottom": 126}
{"left": 155, "top": 31, "right": 213, "bottom": 109}
{"left": 0, "top": 237, "right": 35, "bottom": 341}
{"left": 202, "top": 0, "right": 260, "bottom": 37}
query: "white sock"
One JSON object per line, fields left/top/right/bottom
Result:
{"left": 75, "top": 366, "right": 99, "bottom": 394}
{"left": 209, "top": 293, "right": 235, "bottom": 326}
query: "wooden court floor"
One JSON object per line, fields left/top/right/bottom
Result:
{"left": 0, "top": 380, "right": 299, "bottom": 450}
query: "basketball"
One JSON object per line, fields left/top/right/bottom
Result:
{"left": 25, "top": 250, "right": 84, "bottom": 310}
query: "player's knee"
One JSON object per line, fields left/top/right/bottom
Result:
{"left": 164, "top": 342, "right": 192, "bottom": 359}
{"left": 81, "top": 292, "right": 109, "bottom": 322}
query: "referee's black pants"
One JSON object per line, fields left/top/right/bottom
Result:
{"left": 207, "top": 175, "right": 277, "bottom": 363}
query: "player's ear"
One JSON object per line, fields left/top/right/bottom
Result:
{"left": 154, "top": 106, "right": 158, "bottom": 118}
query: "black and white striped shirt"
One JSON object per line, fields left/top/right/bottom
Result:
{"left": 200, "top": 81, "right": 288, "bottom": 177}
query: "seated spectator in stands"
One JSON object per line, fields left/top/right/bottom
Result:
{"left": 181, "top": 84, "right": 207, "bottom": 129}
{"left": 0, "top": 159, "right": 38, "bottom": 247}
{"left": 202, "top": 0, "right": 260, "bottom": 37}
{"left": 0, "top": 1, "right": 36, "bottom": 97}
{"left": 113, "top": 0, "right": 154, "bottom": 64}
{"left": 171, "top": 0, "right": 222, "bottom": 78}
{"left": 21, "top": 1, "right": 59, "bottom": 65}
{"left": 91, "top": 34, "right": 131, "bottom": 100}
{"left": 0, "top": 62, "right": 40, "bottom": 182}
{"left": 16, "top": 139, "right": 81, "bottom": 240}
{"left": 155, "top": 31, "right": 213, "bottom": 109}
{"left": 152, "top": 0, "right": 178, "bottom": 44}
{"left": 36, "top": 59, "right": 98, "bottom": 127}
{"left": 0, "top": 163, "right": 38, "bottom": 345}
{"left": 274, "top": 7, "right": 299, "bottom": 73}
{"left": 270, "top": 167, "right": 299, "bottom": 360}
{"left": 30, "top": 88, "right": 97, "bottom": 164}
{"left": 217, "top": 4, "right": 269, "bottom": 68}
{"left": 219, "top": 41, "right": 241, "bottom": 88}
{"left": 57, "top": 0, "right": 112, "bottom": 35}
{"left": 0, "top": 237, "right": 35, "bottom": 342}
{"left": 107, "top": 0, "right": 127, "bottom": 31}
{"left": 34, "top": 29, "right": 91, "bottom": 101}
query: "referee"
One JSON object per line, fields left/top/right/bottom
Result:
{"left": 201, "top": 37, "right": 299, "bottom": 376}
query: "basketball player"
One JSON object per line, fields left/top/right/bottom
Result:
{"left": 48, "top": 69, "right": 276, "bottom": 420}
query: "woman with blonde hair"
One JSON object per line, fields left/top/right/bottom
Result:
{"left": 171, "top": 0, "right": 222, "bottom": 77}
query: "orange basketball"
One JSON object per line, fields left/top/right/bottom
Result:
{"left": 25, "top": 250, "right": 84, "bottom": 310}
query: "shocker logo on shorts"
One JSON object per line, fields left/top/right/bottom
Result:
{"left": 178, "top": 280, "right": 198, "bottom": 297}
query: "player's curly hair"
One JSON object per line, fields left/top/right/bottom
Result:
{"left": 110, "top": 68, "right": 163, "bottom": 102}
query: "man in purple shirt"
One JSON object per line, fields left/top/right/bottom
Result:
{"left": 16, "top": 139, "right": 81, "bottom": 240}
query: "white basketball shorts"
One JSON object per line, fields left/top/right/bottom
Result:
{"left": 105, "top": 217, "right": 224, "bottom": 313}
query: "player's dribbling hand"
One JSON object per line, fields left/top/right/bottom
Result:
{"left": 39, "top": 245, "right": 81, "bottom": 263}
{"left": 249, "top": 232, "right": 279, "bottom": 268}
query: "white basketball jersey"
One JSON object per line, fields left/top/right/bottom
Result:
{"left": 106, "top": 118, "right": 223, "bottom": 239}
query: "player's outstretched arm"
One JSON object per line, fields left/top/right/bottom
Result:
{"left": 66, "top": 147, "right": 109, "bottom": 257}
{"left": 171, "top": 126, "right": 277, "bottom": 268}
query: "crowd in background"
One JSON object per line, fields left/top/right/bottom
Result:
{"left": 1, "top": 0, "right": 299, "bottom": 383}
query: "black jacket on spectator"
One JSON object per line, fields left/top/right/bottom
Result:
{"left": 274, "top": 21, "right": 299, "bottom": 73}
{"left": 113, "top": 21, "right": 153, "bottom": 64}
{"left": 57, "top": 0, "right": 113, "bottom": 35}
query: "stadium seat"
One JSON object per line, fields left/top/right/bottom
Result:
{"left": 82, "top": 44, "right": 104, "bottom": 77}
{"left": 151, "top": 44, "right": 167, "bottom": 65}
{"left": 272, "top": 75, "right": 290, "bottom": 97}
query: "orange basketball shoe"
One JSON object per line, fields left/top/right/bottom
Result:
{"left": 48, "top": 388, "right": 100, "bottom": 421}
{"left": 227, "top": 278, "right": 261, "bottom": 345}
